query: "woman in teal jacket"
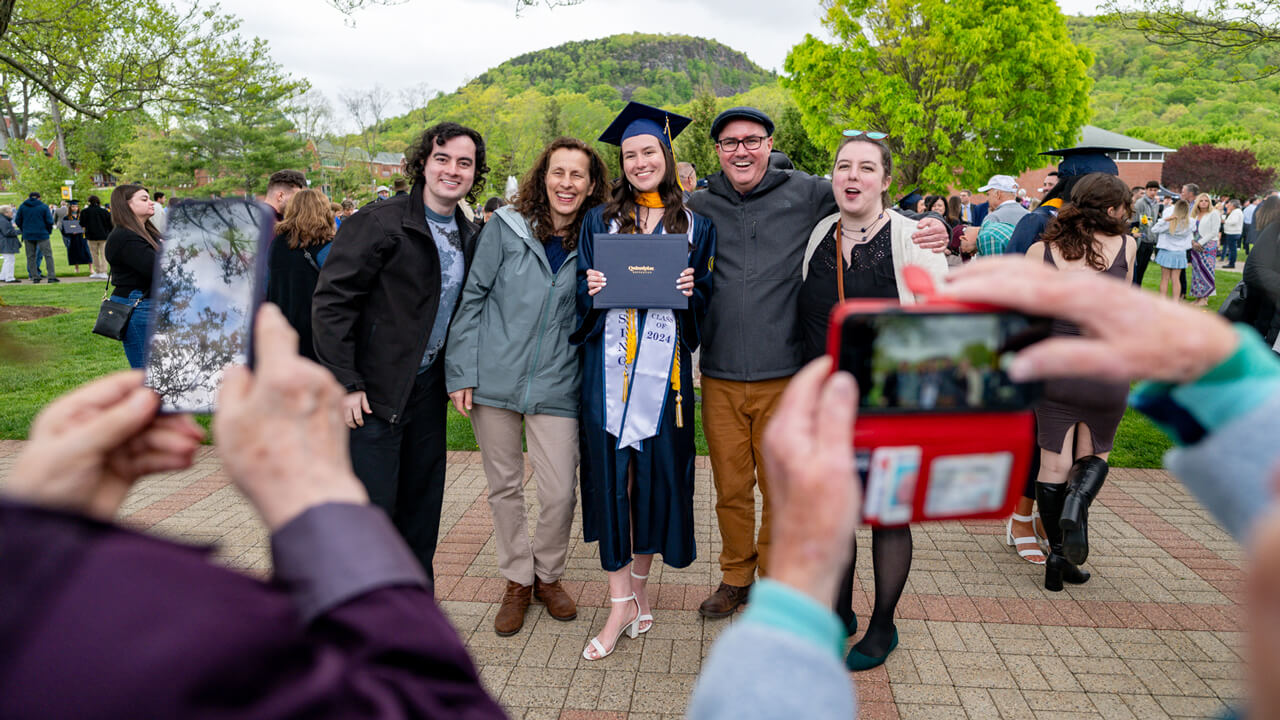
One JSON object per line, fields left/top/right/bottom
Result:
{"left": 444, "top": 137, "right": 609, "bottom": 637}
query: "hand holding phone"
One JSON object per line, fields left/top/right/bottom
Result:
{"left": 827, "top": 299, "right": 1051, "bottom": 526}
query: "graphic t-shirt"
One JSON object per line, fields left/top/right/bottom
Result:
{"left": 420, "top": 206, "right": 465, "bottom": 371}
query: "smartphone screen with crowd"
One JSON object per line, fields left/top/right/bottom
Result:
{"left": 827, "top": 301, "right": 1052, "bottom": 527}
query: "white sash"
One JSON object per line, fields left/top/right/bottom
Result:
{"left": 602, "top": 212, "right": 693, "bottom": 450}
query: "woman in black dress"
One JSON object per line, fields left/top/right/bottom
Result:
{"left": 1026, "top": 172, "right": 1136, "bottom": 591}
{"left": 265, "top": 189, "right": 334, "bottom": 362}
{"left": 62, "top": 200, "right": 92, "bottom": 273}
{"left": 797, "top": 134, "right": 947, "bottom": 671}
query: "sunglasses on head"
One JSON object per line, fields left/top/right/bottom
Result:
{"left": 843, "top": 129, "right": 889, "bottom": 140}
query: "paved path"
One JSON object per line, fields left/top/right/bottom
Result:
{"left": 0, "top": 441, "right": 1244, "bottom": 719}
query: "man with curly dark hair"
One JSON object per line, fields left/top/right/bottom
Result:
{"left": 312, "top": 121, "right": 488, "bottom": 580}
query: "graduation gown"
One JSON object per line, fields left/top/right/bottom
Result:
{"left": 571, "top": 204, "right": 716, "bottom": 572}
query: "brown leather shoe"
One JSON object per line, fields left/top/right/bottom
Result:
{"left": 699, "top": 582, "right": 751, "bottom": 618}
{"left": 534, "top": 577, "right": 578, "bottom": 621}
{"left": 494, "top": 581, "right": 532, "bottom": 636}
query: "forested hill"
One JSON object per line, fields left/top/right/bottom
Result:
{"left": 372, "top": 33, "right": 782, "bottom": 183}
{"left": 1069, "top": 16, "right": 1280, "bottom": 170}
{"left": 468, "top": 33, "right": 775, "bottom": 104}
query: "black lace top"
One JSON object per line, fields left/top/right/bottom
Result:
{"left": 799, "top": 222, "right": 898, "bottom": 362}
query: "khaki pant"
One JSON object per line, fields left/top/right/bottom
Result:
{"left": 87, "top": 240, "right": 108, "bottom": 275}
{"left": 700, "top": 375, "right": 791, "bottom": 586}
{"left": 471, "top": 404, "right": 578, "bottom": 586}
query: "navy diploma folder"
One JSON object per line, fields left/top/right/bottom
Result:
{"left": 592, "top": 233, "right": 689, "bottom": 309}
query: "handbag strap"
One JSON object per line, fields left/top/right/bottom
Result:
{"left": 102, "top": 271, "right": 142, "bottom": 308}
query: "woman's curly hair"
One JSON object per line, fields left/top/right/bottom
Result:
{"left": 513, "top": 137, "right": 609, "bottom": 250}
{"left": 1040, "top": 172, "right": 1132, "bottom": 271}
{"left": 402, "top": 122, "right": 489, "bottom": 205}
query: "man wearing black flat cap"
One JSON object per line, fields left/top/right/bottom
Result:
{"left": 687, "top": 106, "right": 949, "bottom": 617}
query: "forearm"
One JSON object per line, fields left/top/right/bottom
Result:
{"left": 689, "top": 580, "right": 853, "bottom": 720}
{"left": 1132, "top": 326, "right": 1280, "bottom": 541}
{"left": 271, "top": 502, "right": 427, "bottom": 622}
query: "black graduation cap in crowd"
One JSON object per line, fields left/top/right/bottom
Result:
{"left": 1040, "top": 146, "right": 1123, "bottom": 177}
{"left": 598, "top": 102, "right": 693, "bottom": 148}
{"left": 896, "top": 188, "right": 923, "bottom": 211}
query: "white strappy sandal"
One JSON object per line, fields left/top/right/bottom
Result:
{"left": 582, "top": 594, "right": 640, "bottom": 661}
{"left": 1006, "top": 512, "right": 1047, "bottom": 565}
{"left": 631, "top": 569, "right": 654, "bottom": 634}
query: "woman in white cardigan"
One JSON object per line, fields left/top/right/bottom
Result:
{"left": 1188, "top": 193, "right": 1222, "bottom": 306}
{"left": 797, "top": 132, "right": 948, "bottom": 673}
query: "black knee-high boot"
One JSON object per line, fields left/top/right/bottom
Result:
{"left": 1060, "top": 456, "right": 1108, "bottom": 565}
{"left": 1036, "top": 481, "right": 1090, "bottom": 592}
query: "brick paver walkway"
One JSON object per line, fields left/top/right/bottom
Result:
{"left": 0, "top": 441, "right": 1244, "bottom": 719}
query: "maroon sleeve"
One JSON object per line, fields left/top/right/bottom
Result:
{"left": 0, "top": 502, "right": 507, "bottom": 720}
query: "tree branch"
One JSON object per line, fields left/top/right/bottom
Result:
{"left": 0, "top": 50, "right": 105, "bottom": 118}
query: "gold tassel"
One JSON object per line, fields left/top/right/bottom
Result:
{"left": 623, "top": 309, "right": 638, "bottom": 401}
{"left": 671, "top": 318, "right": 683, "bottom": 428}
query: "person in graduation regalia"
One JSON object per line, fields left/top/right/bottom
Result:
{"left": 572, "top": 102, "right": 716, "bottom": 661}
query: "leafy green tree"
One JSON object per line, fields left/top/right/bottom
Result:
{"left": 673, "top": 88, "right": 720, "bottom": 181}
{"left": 8, "top": 142, "right": 93, "bottom": 201}
{"left": 784, "top": 0, "right": 1092, "bottom": 192}
{"left": 1102, "top": 0, "right": 1280, "bottom": 80}
{"left": 773, "top": 105, "right": 829, "bottom": 176}
{"left": 1067, "top": 15, "right": 1280, "bottom": 173}
{"left": 130, "top": 39, "right": 310, "bottom": 197}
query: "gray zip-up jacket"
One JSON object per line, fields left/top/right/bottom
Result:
{"left": 688, "top": 169, "right": 837, "bottom": 382}
{"left": 444, "top": 206, "right": 580, "bottom": 418}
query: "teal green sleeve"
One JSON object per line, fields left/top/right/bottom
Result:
{"left": 1131, "top": 324, "right": 1280, "bottom": 445}
{"left": 740, "top": 579, "right": 846, "bottom": 659}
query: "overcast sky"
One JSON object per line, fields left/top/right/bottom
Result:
{"left": 215, "top": 0, "right": 1099, "bottom": 129}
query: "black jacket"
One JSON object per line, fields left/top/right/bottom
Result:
{"left": 311, "top": 185, "right": 478, "bottom": 422}
{"left": 104, "top": 227, "right": 158, "bottom": 297}
{"left": 266, "top": 232, "right": 328, "bottom": 363}
{"left": 1243, "top": 223, "right": 1280, "bottom": 345}
{"left": 80, "top": 204, "right": 113, "bottom": 241}
{"left": 687, "top": 169, "right": 836, "bottom": 381}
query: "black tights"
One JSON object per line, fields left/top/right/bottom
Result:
{"left": 834, "top": 526, "right": 912, "bottom": 657}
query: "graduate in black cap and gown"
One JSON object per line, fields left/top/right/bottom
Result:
{"left": 1005, "top": 146, "right": 1122, "bottom": 256}
{"left": 572, "top": 102, "right": 716, "bottom": 661}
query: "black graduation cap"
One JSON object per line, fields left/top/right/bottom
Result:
{"left": 1040, "top": 146, "right": 1123, "bottom": 177}
{"left": 896, "top": 188, "right": 923, "bottom": 211}
{"left": 598, "top": 102, "right": 692, "bottom": 148}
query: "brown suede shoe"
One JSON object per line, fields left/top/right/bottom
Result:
{"left": 534, "top": 577, "right": 578, "bottom": 621}
{"left": 494, "top": 581, "right": 532, "bottom": 636}
{"left": 699, "top": 581, "right": 752, "bottom": 618}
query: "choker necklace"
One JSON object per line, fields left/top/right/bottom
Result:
{"left": 834, "top": 211, "right": 886, "bottom": 303}
{"left": 837, "top": 211, "right": 885, "bottom": 246}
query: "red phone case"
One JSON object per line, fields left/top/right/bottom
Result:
{"left": 827, "top": 299, "right": 1033, "bottom": 526}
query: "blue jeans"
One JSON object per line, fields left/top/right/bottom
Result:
{"left": 110, "top": 291, "right": 152, "bottom": 369}
{"left": 1223, "top": 233, "right": 1241, "bottom": 267}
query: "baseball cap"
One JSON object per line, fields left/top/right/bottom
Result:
{"left": 978, "top": 175, "right": 1018, "bottom": 193}
{"left": 375, "top": 185, "right": 390, "bottom": 194}
{"left": 709, "top": 107, "right": 775, "bottom": 141}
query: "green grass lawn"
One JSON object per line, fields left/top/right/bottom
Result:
{"left": 0, "top": 248, "right": 1244, "bottom": 464}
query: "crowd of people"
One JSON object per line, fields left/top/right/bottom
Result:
{"left": 5, "top": 100, "right": 1280, "bottom": 717}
